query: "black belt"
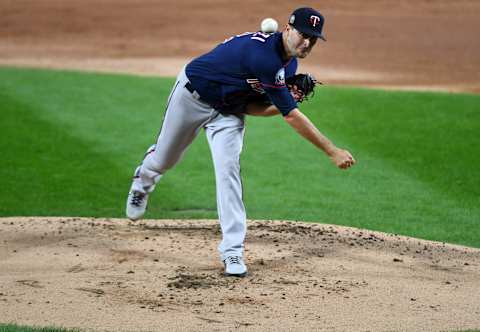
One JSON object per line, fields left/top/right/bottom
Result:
{"left": 184, "top": 81, "right": 219, "bottom": 109}
{"left": 185, "top": 82, "right": 195, "bottom": 94}
{"left": 185, "top": 81, "right": 207, "bottom": 104}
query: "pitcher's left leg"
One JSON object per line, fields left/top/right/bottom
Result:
{"left": 205, "top": 114, "right": 246, "bottom": 267}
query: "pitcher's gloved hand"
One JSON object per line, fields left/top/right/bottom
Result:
{"left": 286, "top": 73, "right": 320, "bottom": 103}
{"left": 222, "top": 73, "right": 320, "bottom": 116}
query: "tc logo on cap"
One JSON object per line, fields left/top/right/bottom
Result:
{"left": 310, "top": 15, "right": 321, "bottom": 27}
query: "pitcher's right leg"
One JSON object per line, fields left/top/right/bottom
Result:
{"left": 126, "top": 68, "right": 215, "bottom": 221}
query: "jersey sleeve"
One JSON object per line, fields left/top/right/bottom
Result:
{"left": 248, "top": 53, "right": 298, "bottom": 116}
{"left": 285, "top": 58, "right": 298, "bottom": 79}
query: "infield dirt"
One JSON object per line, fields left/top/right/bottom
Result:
{"left": 1, "top": 0, "right": 480, "bottom": 93}
{"left": 1, "top": 217, "right": 479, "bottom": 331}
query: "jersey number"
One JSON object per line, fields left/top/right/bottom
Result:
{"left": 250, "top": 32, "right": 272, "bottom": 43}
{"left": 223, "top": 32, "right": 272, "bottom": 44}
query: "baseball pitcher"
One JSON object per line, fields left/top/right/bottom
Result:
{"left": 126, "top": 7, "right": 355, "bottom": 277}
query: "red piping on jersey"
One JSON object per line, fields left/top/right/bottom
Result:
{"left": 283, "top": 58, "right": 293, "bottom": 68}
{"left": 261, "top": 83, "right": 286, "bottom": 89}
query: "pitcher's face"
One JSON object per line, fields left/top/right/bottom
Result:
{"left": 284, "top": 25, "right": 317, "bottom": 58}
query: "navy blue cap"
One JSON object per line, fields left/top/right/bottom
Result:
{"left": 289, "top": 7, "right": 326, "bottom": 41}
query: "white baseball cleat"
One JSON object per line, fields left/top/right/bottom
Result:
{"left": 126, "top": 190, "right": 149, "bottom": 221}
{"left": 223, "top": 256, "right": 247, "bottom": 277}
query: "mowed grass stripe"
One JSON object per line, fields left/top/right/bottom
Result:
{"left": 1, "top": 92, "right": 129, "bottom": 216}
{"left": 1, "top": 67, "right": 479, "bottom": 247}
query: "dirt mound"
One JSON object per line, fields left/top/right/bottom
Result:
{"left": 0, "top": 217, "right": 479, "bottom": 331}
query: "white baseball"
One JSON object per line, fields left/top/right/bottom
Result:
{"left": 260, "top": 18, "right": 278, "bottom": 33}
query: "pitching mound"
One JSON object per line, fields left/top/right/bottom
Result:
{"left": 0, "top": 217, "right": 479, "bottom": 331}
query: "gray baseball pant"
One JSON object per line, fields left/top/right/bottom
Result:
{"left": 131, "top": 67, "right": 246, "bottom": 261}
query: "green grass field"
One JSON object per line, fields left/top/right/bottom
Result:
{"left": 1, "top": 66, "right": 479, "bottom": 248}
{"left": 0, "top": 324, "right": 80, "bottom": 332}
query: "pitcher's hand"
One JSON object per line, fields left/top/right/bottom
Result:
{"left": 330, "top": 148, "right": 356, "bottom": 170}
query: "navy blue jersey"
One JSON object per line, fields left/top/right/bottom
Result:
{"left": 186, "top": 32, "right": 298, "bottom": 116}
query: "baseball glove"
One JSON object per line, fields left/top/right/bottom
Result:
{"left": 219, "top": 73, "right": 320, "bottom": 115}
{"left": 286, "top": 73, "right": 320, "bottom": 103}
